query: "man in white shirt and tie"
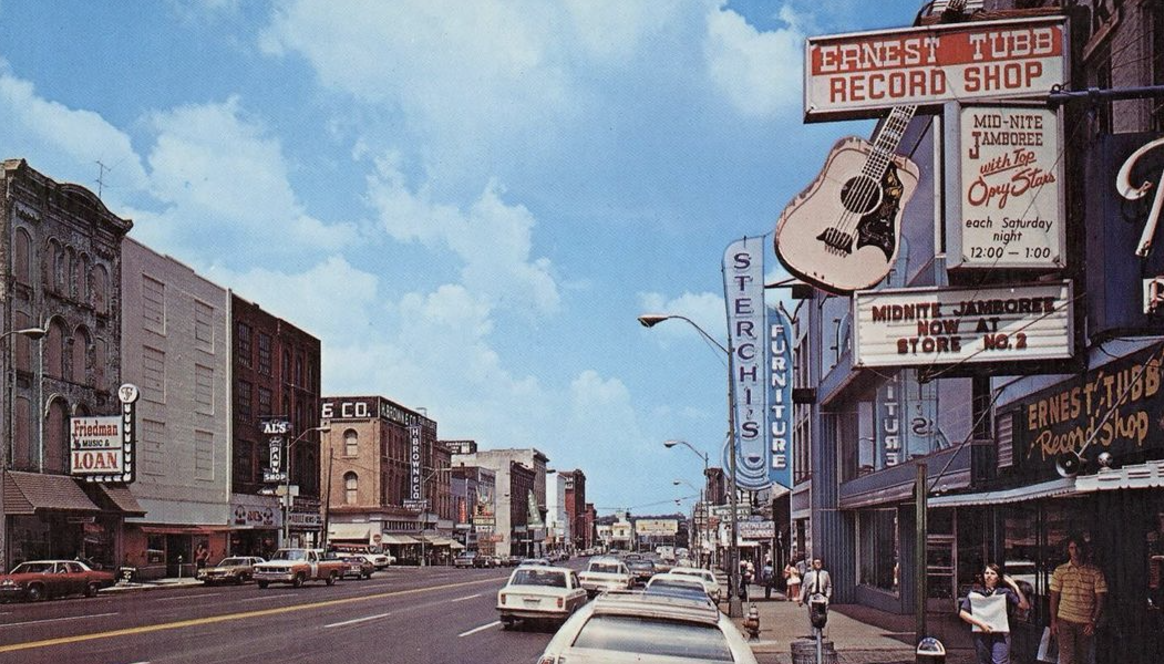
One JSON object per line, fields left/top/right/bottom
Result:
{"left": 798, "top": 557, "right": 832, "bottom": 606}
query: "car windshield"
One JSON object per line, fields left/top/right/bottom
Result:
{"left": 271, "top": 550, "right": 305, "bottom": 561}
{"left": 571, "top": 615, "right": 733, "bottom": 661}
{"left": 11, "top": 562, "right": 54, "bottom": 574}
{"left": 512, "top": 569, "right": 567, "bottom": 588}
{"left": 217, "top": 558, "right": 248, "bottom": 566}
{"left": 628, "top": 561, "right": 654, "bottom": 571}
{"left": 589, "top": 563, "right": 623, "bottom": 574}
{"left": 674, "top": 569, "right": 712, "bottom": 582}
{"left": 649, "top": 579, "right": 704, "bottom": 592}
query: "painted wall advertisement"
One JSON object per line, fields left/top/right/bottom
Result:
{"left": 804, "top": 17, "right": 1066, "bottom": 120}
{"left": 950, "top": 105, "right": 1064, "bottom": 269}
{"left": 852, "top": 281, "right": 1074, "bottom": 368}
{"left": 1010, "top": 344, "right": 1164, "bottom": 472}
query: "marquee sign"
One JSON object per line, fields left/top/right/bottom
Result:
{"left": 852, "top": 280, "right": 1074, "bottom": 368}
{"left": 805, "top": 17, "right": 1067, "bottom": 121}
{"left": 72, "top": 383, "right": 139, "bottom": 483}
{"left": 950, "top": 105, "right": 1065, "bottom": 270}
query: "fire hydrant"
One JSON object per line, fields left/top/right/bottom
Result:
{"left": 743, "top": 603, "right": 761, "bottom": 640}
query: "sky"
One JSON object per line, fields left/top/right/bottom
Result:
{"left": 0, "top": 0, "right": 926, "bottom": 515}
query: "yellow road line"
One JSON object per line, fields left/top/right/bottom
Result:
{"left": 0, "top": 576, "right": 501, "bottom": 654}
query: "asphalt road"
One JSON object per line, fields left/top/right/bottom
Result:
{"left": 0, "top": 564, "right": 577, "bottom": 664}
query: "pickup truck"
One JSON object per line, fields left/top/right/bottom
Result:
{"left": 253, "top": 549, "right": 345, "bottom": 588}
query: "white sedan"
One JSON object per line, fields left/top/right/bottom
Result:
{"left": 497, "top": 566, "right": 588, "bottom": 629}
{"left": 536, "top": 591, "right": 758, "bottom": 664}
{"left": 667, "top": 566, "right": 722, "bottom": 602}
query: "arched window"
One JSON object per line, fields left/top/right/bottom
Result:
{"left": 344, "top": 472, "right": 359, "bottom": 506}
{"left": 94, "top": 339, "right": 107, "bottom": 391}
{"left": 344, "top": 429, "right": 359, "bottom": 457}
{"left": 13, "top": 310, "right": 33, "bottom": 372}
{"left": 78, "top": 254, "right": 91, "bottom": 302}
{"left": 14, "top": 228, "right": 31, "bottom": 284}
{"left": 45, "top": 398, "right": 68, "bottom": 473}
{"left": 13, "top": 396, "right": 31, "bottom": 469}
{"left": 46, "top": 239, "right": 62, "bottom": 291}
{"left": 45, "top": 318, "right": 65, "bottom": 380}
{"left": 91, "top": 265, "right": 109, "bottom": 314}
{"left": 72, "top": 326, "right": 91, "bottom": 385}
{"left": 64, "top": 247, "right": 75, "bottom": 298}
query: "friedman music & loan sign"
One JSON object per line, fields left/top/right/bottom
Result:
{"left": 70, "top": 416, "right": 124, "bottom": 476}
{"left": 852, "top": 281, "right": 1073, "bottom": 368}
{"left": 804, "top": 16, "right": 1066, "bottom": 121}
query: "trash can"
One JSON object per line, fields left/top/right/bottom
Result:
{"left": 916, "top": 637, "right": 946, "bottom": 664}
{"left": 790, "top": 639, "right": 837, "bottom": 664}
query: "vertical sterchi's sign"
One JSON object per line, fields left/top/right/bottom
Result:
{"left": 409, "top": 425, "right": 422, "bottom": 501}
{"left": 768, "top": 302, "right": 793, "bottom": 490}
{"left": 723, "top": 236, "right": 771, "bottom": 491}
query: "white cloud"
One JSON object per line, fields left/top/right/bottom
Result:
{"left": 563, "top": 0, "right": 682, "bottom": 61}
{"left": 704, "top": 3, "right": 805, "bottom": 117}
{"left": 0, "top": 68, "right": 148, "bottom": 196}
{"left": 366, "top": 156, "right": 560, "bottom": 315}
{"left": 637, "top": 290, "right": 727, "bottom": 347}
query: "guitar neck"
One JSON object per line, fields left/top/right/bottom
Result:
{"left": 862, "top": 105, "right": 917, "bottom": 179}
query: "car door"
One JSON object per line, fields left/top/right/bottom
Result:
{"left": 568, "top": 572, "right": 586, "bottom": 610}
{"left": 51, "top": 563, "right": 75, "bottom": 598}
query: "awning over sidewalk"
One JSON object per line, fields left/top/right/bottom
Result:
{"left": 93, "top": 484, "right": 147, "bottom": 516}
{"left": 381, "top": 534, "right": 420, "bottom": 545}
{"left": 1076, "top": 461, "right": 1164, "bottom": 491}
{"left": 428, "top": 537, "right": 455, "bottom": 547}
{"left": 328, "top": 523, "right": 373, "bottom": 541}
{"left": 3, "top": 470, "right": 101, "bottom": 515}
{"left": 928, "top": 477, "right": 1077, "bottom": 508}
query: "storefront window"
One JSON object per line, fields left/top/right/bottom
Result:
{"left": 858, "top": 508, "right": 898, "bottom": 592}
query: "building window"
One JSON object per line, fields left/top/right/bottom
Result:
{"left": 345, "top": 429, "right": 359, "bottom": 457}
{"left": 194, "top": 300, "right": 215, "bottom": 352}
{"left": 94, "top": 339, "right": 106, "bottom": 391}
{"left": 13, "top": 228, "right": 31, "bottom": 284}
{"left": 237, "top": 323, "right": 252, "bottom": 367}
{"left": 141, "top": 418, "right": 166, "bottom": 477}
{"left": 195, "top": 429, "right": 214, "bottom": 481}
{"left": 195, "top": 364, "right": 215, "bottom": 416}
{"left": 257, "top": 332, "right": 272, "bottom": 376}
{"left": 234, "top": 439, "right": 254, "bottom": 485}
{"left": 72, "top": 326, "right": 91, "bottom": 385}
{"left": 236, "top": 379, "right": 253, "bottom": 422}
{"left": 142, "top": 346, "right": 166, "bottom": 404}
{"left": 258, "top": 387, "right": 272, "bottom": 419}
{"left": 857, "top": 508, "right": 898, "bottom": 593}
{"left": 142, "top": 274, "right": 166, "bottom": 335}
{"left": 45, "top": 319, "right": 64, "bottom": 380}
{"left": 345, "top": 472, "right": 359, "bottom": 505}
{"left": 91, "top": 265, "right": 109, "bottom": 315}
{"left": 282, "top": 349, "right": 291, "bottom": 381}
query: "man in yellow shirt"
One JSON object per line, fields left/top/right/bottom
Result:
{"left": 1049, "top": 538, "right": 1107, "bottom": 664}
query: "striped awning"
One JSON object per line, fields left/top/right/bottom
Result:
{"left": 328, "top": 523, "right": 373, "bottom": 541}
{"left": 1076, "top": 461, "right": 1164, "bottom": 492}
{"left": 928, "top": 477, "right": 1077, "bottom": 508}
{"left": 381, "top": 534, "right": 420, "bottom": 545}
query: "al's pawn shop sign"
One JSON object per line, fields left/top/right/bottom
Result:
{"left": 70, "top": 383, "right": 139, "bottom": 483}
{"left": 852, "top": 281, "right": 1073, "bottom": 369}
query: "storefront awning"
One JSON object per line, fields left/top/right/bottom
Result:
{"left": 428, "top": 537, "right": 455, "bottom": 547}
{"left": 1076, "top": 461, "right": 1164, "bottom": 492}
{"left": 94, "top": 485, "right": 146, "bottom": 516}
{"left": 450, "top": 541, "right": 465, "bottom": 550}
{"left": 381, "top": 534, "right": 420, "bottom": 545}
{"left": 136, "top": 525, "right": 232, "bottom": 534}
{"left": 928, "top": 477, "right": 1077, "bottom": 508}
{"left": 328, "top": 523, "right": 373, "bottom": 541}
{"left": 3, "top": 470, "right": 101, "bottom": 515}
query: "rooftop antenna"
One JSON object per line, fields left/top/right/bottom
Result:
{"left": 95, "top": 160, "right": 111, "bottom": 199}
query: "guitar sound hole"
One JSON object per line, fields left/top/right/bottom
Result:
{"left": 841, "top": 175, "right": 882, "bottom": 216}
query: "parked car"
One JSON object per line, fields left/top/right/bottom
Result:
{"left": 577, "top": 558, "right": 633, "bottom": 597}
{"left": 645, "top": 573, "right": 716, "bottom": 602}
{"left": 197, "top": 556, "right": 265, "bottom": 585}
{"left": 253, "top": 548, "right": 345, "bottom": 588}
{"left": 0, "top": 560, "right": 116, "bottom": 602}
{"left": 497, "top": 565, "right": 588, "bottom": 629}
{"left": 335, "top": 554, "right": 375, "bottom": 580}
{"left": 668, "top": 566, "right": 722, "bottom": 602}
{"left": 473, "top": 554, "right": 496, "bottom": 569}
{"left": 453, "top": 553, "right": 478, "bottom": 568}
{"left": 536, "top": 591, "right": 758, "bottom": 664}
{"left": 502, "top": 555, "right": 522, "bottom": 567}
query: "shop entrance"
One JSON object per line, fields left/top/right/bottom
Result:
{"left": 926, "top": 534, "right": 957, "bottom": 612}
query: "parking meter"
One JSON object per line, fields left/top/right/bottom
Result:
{"left": 809, "top": 593, "right": 829, "bottom": 629}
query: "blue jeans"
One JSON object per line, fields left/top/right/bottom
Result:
{"left": 973, "top": 632, "right": 1011, "bottom": 664}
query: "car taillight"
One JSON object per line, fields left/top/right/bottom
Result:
{"left": 499, "top": 593, "right": 506, "bottom": 604}
{"left": 536, "top": 656, "right": 559, "bottom": 664}
{"left": 556, "top": 597, "right": 563, "bottom": 608}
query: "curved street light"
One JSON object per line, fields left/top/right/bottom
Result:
{"left": 642, "top": 313, "right": 743, "bottom": 617}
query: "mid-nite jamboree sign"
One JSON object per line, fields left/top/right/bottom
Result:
{"left": 852, "top": 281, "right": 1074, "bottom": 368}
{"left": 805, "top": 17, "right": 1066, "bottom": 121}
{"left": 951, "top": 106, "right": 1064, "bottom": 269}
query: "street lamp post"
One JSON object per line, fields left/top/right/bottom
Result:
{"left": 282, "top": 424, "right": 331, "bottom": 547}
{"left": 0, "top": 326, "right": 47, "bottom": 572}
{"left": 417, "top": 466, "right": 452, "bottom": 567}
{"left": 641, "top": 313, "right": 743, "bottom": 618}
{"left": 672, "top": 478, "right": 703, "bottom": 565}
{"left": 665, "top": 439, "right": 710, "bottom": 567}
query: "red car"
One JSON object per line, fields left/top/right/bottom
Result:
{"left": 0, "top": 560, "right": 117, "bottom": 602}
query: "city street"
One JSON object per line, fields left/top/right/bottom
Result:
{"left": 0, "top": 566, "right": 563, "bottom": 664}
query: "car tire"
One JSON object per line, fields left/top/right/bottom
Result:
{"left": 362, "top": 571, "right": 371, "bottom": 580}
{"left": 500, "top": 618, "right": 514, "bottom": 630}
{"left": 325, "top": 572, "right": 337, "bottom": 586}
{"left": 257, "top": 581, "right": 269, "bottom": 589}
{"left": 26, "top": 584, "right": 45, "bottom": 602}
{"left": 292, "top": 574, "right": 305, "bottom": 588}
{"left": 84, "top": 583, "right": 100, "bottom": 598}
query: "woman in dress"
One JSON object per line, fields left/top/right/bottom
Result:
{"left": 958, "top": 562, "right": 1030, "bottom": 664}
{"left": 784, "top": 557, "right": 801, "bottom": 602}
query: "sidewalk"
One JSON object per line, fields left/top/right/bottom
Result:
{"left": 100, "top": 576, "right": 204, "bottom": 593}
{"left": 729, "top": 592, "right": 976, "bottom": 664}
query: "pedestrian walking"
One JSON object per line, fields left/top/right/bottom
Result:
{"left": 194, "top": 543, "right": 210, "bottom": 570}
{"left": 785, "top": 556, "right": 802, "bottom": 602}
{"left": 761, "top": 558, "right": 775, "bottom": 600}
{"left": 798, "top": 558, "right": 832, "bottom": 606}
{"left": 1049, "top": 537, "right": 1107, "bottom": 664}
{"left": 738, "top": 558, "right": 752, "bottom": 601}
{"left": 958, "top": 562, "right": 1030, "bottom": 664}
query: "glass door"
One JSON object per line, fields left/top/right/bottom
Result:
{"left": 926, "top": 534, "right": 956, "bottom": 612}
